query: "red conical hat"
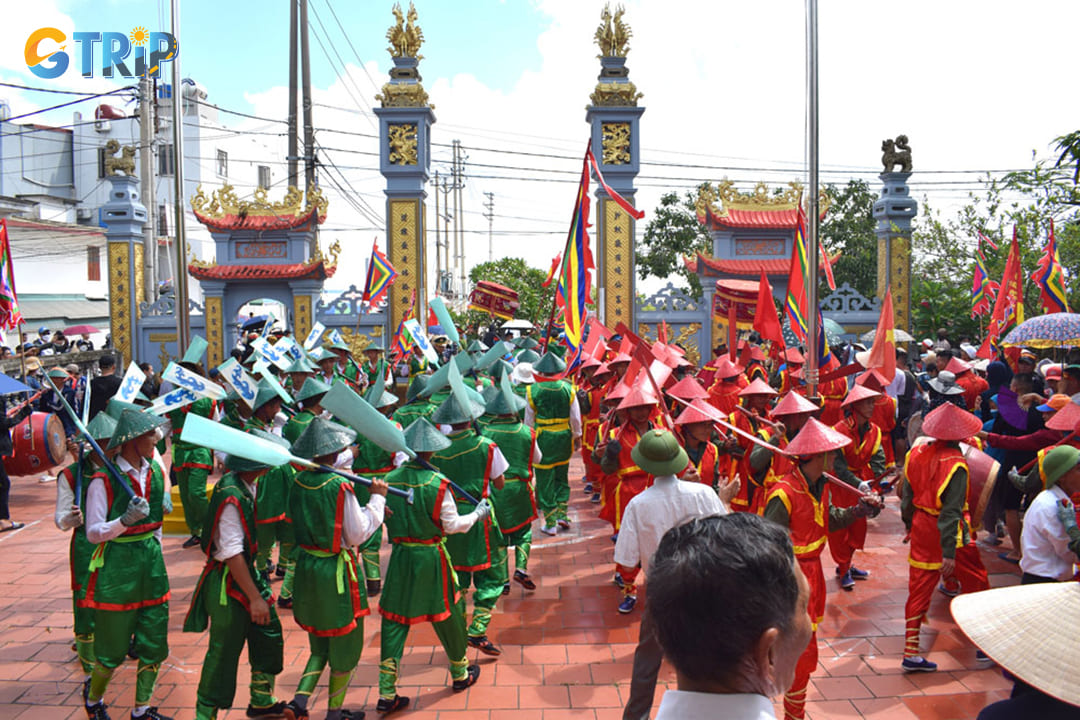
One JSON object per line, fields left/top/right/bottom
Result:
{"left": 715, "top": 356, "right": 744, "bottom": 380}
{"left": 921, "top": 402, "right": 982, "bottom": 442}
{"left": 618, "top": 384, "right": 658, "bottom": 410}
{"left": 606, "top": 381, "right": 630, "bottom": 402}
{"left": 772, "top": 391, "right": 820, "bottom": 417}
{"left": 1046, "top": 398, "right": 1080, "bottom": 431}
{"left": 579, "top": 355, "right": 602, "bottom": 370}
{"left": 842, "top": 384, "right": 881, "bottom": 407}
{"left": 591, "top": 362, "right": 614, "bottom": 381}
{"left": 610, "top": 352, "right": 632, "bottom": 366}
{"left": 856, "top": 369, "right": 889, "bottom": 392}
{"left": 667, "top": 376, "right": 709, "bottom": 401}
{"left": 784, "top": 347, "right": 805, "bottom": 365}
{"left": 945, "top": 357, "right": 972, "bottom": 375}
{"left": 738, "top": 377, "right": 778, "bottom": 397}
{"left": 784, "top": 417, "right": 853, "bottom": 456}
{"left": 675, "top": 399, "right": 717, "bottom": 426}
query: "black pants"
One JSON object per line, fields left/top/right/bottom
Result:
{"left": 1021, "top": 572, "right": 1057, "bottom": 585}
{"left": 0, "top": 460, "right": 10, "bottom": 520}
{"left": 623, "top": 611, "right": 664, "bottom": 720}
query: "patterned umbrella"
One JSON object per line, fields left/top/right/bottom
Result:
{"left": 780, "top": 318, "right": 844, "bottom": 347}
{"left": 1001, "top": 312, "right": 1080, "bottom": 348}
{"left": 858, "top": 328, "right": 915, "bottom": 344}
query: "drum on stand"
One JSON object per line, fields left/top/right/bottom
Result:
{"left": 5, "top": 412, "right": 67, "bottom": 476}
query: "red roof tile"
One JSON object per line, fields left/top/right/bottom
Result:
{"left": 192, "top": 205, "right": 325, "bottom": 232}
{"left": 188, "top": 260, "right": 336, "bottom": 281}
{"left": 697, "top": 206, "right": 828, "bottom": 230}
{"left": 686, "top": 252, "right": 838, "bottom": 277}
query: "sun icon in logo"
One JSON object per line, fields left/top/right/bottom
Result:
{"left": 130, "top": 26, "right": 149, "bottom": 46}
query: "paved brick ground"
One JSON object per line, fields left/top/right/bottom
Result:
{"left": 0, "top": 454, "right": 1019, "bottom": 720}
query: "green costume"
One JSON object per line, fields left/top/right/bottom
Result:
{"left": 184, "top": 471, "right": 284, "bottom": 718}
{"left": 432, "top": 428, "right": 505, "bottom": 639}
{"left": 244, "top": 415, "right": 296, "bottom": 580}
{"left": 480, "top": 417, "right": 538, "bottom": 578}
{"left": 527, "top": 379, "right": 575, "bottom": 526}
{"left": 58, "top": 454, "right": 98, "bottom": 675}
{"left": 408, "top": 353, "right": 429, "bottom": 380}
{"left": 282, "top": 409, "right": 317, "bottom": 445}
{"left": 168, "top": 396, "right": 215, "bottom": 538}
{"left": 352, "top": 432, "right": 396, "bottom": 586}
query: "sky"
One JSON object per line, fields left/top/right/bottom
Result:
{"left": 3, "top": 0, "right": 1080, "bottom": 301}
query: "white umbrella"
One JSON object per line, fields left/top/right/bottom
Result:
{"left": 500, "top": 319, "right": 535, "bottom": 330}
{"left": 859, "top": 328, "right": 915, "bottom": 344}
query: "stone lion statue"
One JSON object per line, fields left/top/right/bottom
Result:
{"left": 881, "top": 135, "right": 912, "bottom": 173}
{"left": 104, "top": 139, "right": 136, "bottom": 176}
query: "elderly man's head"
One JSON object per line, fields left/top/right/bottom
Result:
{"left": 646, "top": 514, "right": 811, "bottom": 698}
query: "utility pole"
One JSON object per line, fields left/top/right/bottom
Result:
{"left": 287, "top": 0, "right": 299, "bottom": 189}
{"left": 441, "top": 175, "right": 453, "bottom": 298}
{"left": 299, "top": 0, "right": 317, "bottom": 254}
{"left": 482, "top": 192, "right": 494, "bottom": 262}
{"left": 170, "top": 0, "right": 190, "bottom": 351}
{"left": 450, "top": 140, "right": 467, "bottom": 300}
{"left": 434, "top": 170, "right": 441, "bottom": 295}
{"left": 138, "top": 76, "right": 157, "bottom": 303}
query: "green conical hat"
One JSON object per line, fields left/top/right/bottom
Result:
{"left": 548, "top": 343, "right": 568, "bottom": 359}
{"left": 402, "top": 418, "right": 451, "bottom": 453}
{"left": 406, "top": 375, "right": 428, "bottom": 403}
{"left": 362, "top": 341, "right": 385, "bottom": 353}
{"left": 106, "top": 398, "right": 142, "bottom": 420}
{"left": 373, "top": 390, "right": 399, "bottom": 409}
{"left": 533, "top": 352, "right": 566, "bottom": 375}
{"left": 517, "top": 349, "right": 540, "bottom": 364}
{"left": 295, "top": 377, "right": 331, "bottom": 405}
{"left": 308, "top": 347, "right": 334, "bottom": 363}
{"left": 107, "top": 409, "right": 166, "bottom": 449}
{"left": 489, "top": 359, "right": 513, "bottom": 381}
{"left": 290, "top": 416, "right": 356, "bottom": 459}
{"left": 481, "top": 384, "right": 500, "bottom": 404}
{"left": 324, "top": 339, "right": 351, "bottom": 353}
{"left": 225, "top": 428, "right": 291, "bottom": 472}
{"left": 85, "top": 412, "right": 117, "bottom": 442}
{"left": 46, "top": 367, "right": 70, "bottom": 380}
{"left": 467, "top": 339, "right": 487, "bottom": 354}
{"left": 486, "top": 374, "right": 526, "bottom": 416}
{"left": 515, "top": 336, "right": 539, "bottom": 350}
{"left": 284, "top": 356, "right": 316, "bottom": 374}
{"left": 254, "top": 378, "right": 283, "bottom": 411}
{"left": 182, "top": 336, "right": 208, "bottom": 365}
{"left": 431, "top": 393, "right": 485, "bottom": 425}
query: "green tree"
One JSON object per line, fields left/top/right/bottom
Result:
{"left": 820, "top": 179, "right": 877, "bottom": 298}
{"left": 636, "top": 190, "right": 713, "bottom": 299}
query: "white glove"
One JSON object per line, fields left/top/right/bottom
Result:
{"left": 162, "top": 493, "right": 174, "bottom": 515}
{"left": 121, "top": 496, "right": 151, "bottom": 527}
{"left": 858, "top": 480, "right": 872, "bottom": 494}
{"left": 64, "top": 505, "right": 84, "bottom": 529}
{"left": 474, "top": 499, "right": 493, "bottom": 520}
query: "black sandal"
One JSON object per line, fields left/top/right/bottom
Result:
{"left": 375, "top": 696, "right": 410, "bottom": 715}
{"left": 452, "top": 665, "right": 481, "bottom": 692}
{"left": 467, "top": 635, "right": 502, "bottom": 656}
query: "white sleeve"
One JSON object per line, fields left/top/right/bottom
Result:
{"left": 706, "top": 486, "right": 729, "bottom": 516}
{"left": 393, "top": 451, "right": 409, "bottom": 468}
{"left": 85, "top": 477, "right": 126, "bottom": 544}
{"left": 489, "top": 446, "right": 510, "bottom": 480}
{"left": 440, "top": 490, "right": 480, "bottom": 534}
{"left": 524, "top": 400, "right": 536, "bottom": 428}
{"left": 333, "top": 449, "right": 354, "bottom": 469}
{"left": 612, "top": 504, "right": 639, "bottom": 568}
{"left": 533, "top": 443, "right": 543, "bottom": 464}
{"left": 54, "top": 474, "right": 76, "bottom": 530}
{"left": 212, "top": 503, "right": 245, "bottom": 561}
{"left": 570, "top": 393, "right": 582, "bottom": 437}
{"left": 342, "top": 490, "right": 385, "bottom": 547}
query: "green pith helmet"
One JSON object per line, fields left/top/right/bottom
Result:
{"left": 1041, "top": 445, "right": 1080, "bottom": 488}
{"left": 46, "top": 367, "right": 70, "bottom": 380}
{"left": 85, "top": 412, "right": 117, "bottom": 443}
{"left": 290, "top": 416, "right": 356, "bottom": 459}
{"left": 406, "top": 375, "right": 428, "bottom": 404}
{"left": 295, "top": 377, "right": 331, "bottom": 405}
{"left": 431, "top": 393, "right": 485, "bottom": 425}
{"left": 631, "top": 429, "right": 690, "bottom": 477}
{"left": 284, "top": 356, "right": 316, "bottom": 374}
{"left": 467, "top": 339, "right": 487, "bottom": 354}
{"left": 517, "top": 349, "right": 540, "bottom": 364}
{"left": 108, "top": 409, "right": 167, "bottom": 449}
{"left": 225, "top": 428, "right": 291, "bottom": 473}
{"left": 515, "top": 336, "right": 539, "bottom": 350}
{"left": 182, "top": 335, "right": 208, "bottom": 365}
{"left": 533, "top": 352, "right": 566, "bottom": 376}
{"left": 106, "top": 398, "right": 142, "bottom": 420}
{"left": 403, "top": 418, "right": 451, "bottom": 453}
{"left": 373, "top": 390, "right": 399, "bottom": 409}
{"left": 253, "top": 378, "right": 283, "bottom": 412}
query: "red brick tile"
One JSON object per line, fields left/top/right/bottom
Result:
{"left": 518, "top": 685, "right": 570, "bottom": 709}
{"left": 568, "top": 684, "right": 621, "bottom": 708}
{"left": 467, "top": 684, "right": 518, "bottom": 710}
{"left": 812, "top": 676, "right": 875, "bottom": 701}
{"left": 850, "top": 697, "right": 922, "bottom": 720}
{"left": 859, "top": 673, "right": 923, "bottom": 698}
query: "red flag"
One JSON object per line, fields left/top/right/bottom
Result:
{"left": 978, "top": 227, "right": 1025, "bottom": 357}
{"left": 752, "top": 271, "right": 784, "bottom": 347}
{"left": 865, "top": 289, "right": 897, "bottom": 382}
{"left": 542, "top": 252, "right": 562, "bottom": 288}
{"left": 658, "top": 320, "right": 669, "bottom": 344}
{"left": 1031, "top": 219, "right": 1069, "bottom": 313}
{"left": 819, "top": 241, "right": 837, "bottom": 292}
{"left": 0, "top": 219, "right": 24, "bottom": 330}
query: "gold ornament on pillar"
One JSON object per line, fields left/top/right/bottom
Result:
{"left": 388, "top": 198, "right": 425, "bottom": 339}
{"left": 204, "top": 296, "right": 224, "bottom": 368}
{"left": 108, "top": 242, "right": 132, "bottom": 364}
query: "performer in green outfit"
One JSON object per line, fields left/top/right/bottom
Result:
{"left": 526, "top": 352, "right": 582, "bottom": 535}
{"left": 169, "top": 344, "right": 217, "bottom": 549}
{"left": 282, "top": 378, "right": 331, "bottom": 444}
{"left": 430, "top": 393, "right": 509, "bottom": 656}
{"left": 82, "top": 410, "right": 172, "bottom": 720}
{"left": 244, "top": 381, "right": 295, "bottom": 584}
{"left": 184, "top": 428, "right": 291, "bottom": 720}
{"left": 284, "top": 417, "right": 387, "bottom": 720}
{"left": 326, "top": 340, "right": 365, "bottom": 392}
{"left": 406, "top": 344, "right": 429, "bottom": 382}
{"left": 377, "top": 418, "right": 487, "bottom": 714}
{"left": 55, "top": 413, "right": 117, "bottom": 686}
{"left": 392, "top": 376, "right": 434, "bottom": 429}
{"left": 284, "top": 356, "right": 317, "bottom": 395}
{"left": 480, "top": 380, "right": 541, "bottom": 593}
{"left": 361, "top": 343, "right": 391, "bottom": 387}
{"left": 351, "top": 385, "right": 401, "bottom": 597}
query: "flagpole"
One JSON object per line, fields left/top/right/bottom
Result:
{"left": 542, "top": 150, "right": 589, "bottom": 353}
{"left": 805, "top": 0, "right": 821, "bottom": 396}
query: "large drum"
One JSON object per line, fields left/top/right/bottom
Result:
{"left": 908, "top": 437, "right": 999, "bottom": 531}
{"left": 4, "top": 412, "right": 67, "bottom": 476}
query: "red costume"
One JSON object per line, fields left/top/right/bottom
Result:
{"left": 817, "top": 357, "right": 848, "bottom": 426}
{"left": 707, "top": 375, "right": 747, "bottom": 416}
{"left": 597, "top": 421, "right": 651, "bottom": 531}
{"left": 828, "top": 416, "right": 883, "bottom": 572}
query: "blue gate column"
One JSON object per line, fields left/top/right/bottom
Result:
{"left": 102, "top": 163, "right": 148, "bottom": 366}
{"left": 586, "top": 4, "right": 644, "bottom": 328}
{"left": 374, "top": 4, "right": 433, "bottom": 338}
{"left": 873, "top": 137, "right": 917, "bottom": 335}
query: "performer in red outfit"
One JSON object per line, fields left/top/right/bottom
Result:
{"left": 596, "top": 386, "right": 656, "bottom": 532}
{"left": 946, "top": 357, "right": 989, "bottom": 412}
{"left": 750, "top": 391, "right": 822, "bottom": 505}
{"left": 899, "top": 402, "right": 991, "bottom": 673}
{"left": 778, "top": 348, "right": 805, "bottom": 395}
{"left": 580, "top": 361, "right": 613, "bottom": 505}
{"left": 763, "top": 418, "right": 880, "bottom": 720}
{"left": 856, "top": 370, "right": 898, "bottom": 468}
{"left": 705, "top": 357, "right": 748, "bottom": 416}
{"left": 830, "top": 384, "right": 887, "bottom": 590}
{"left": 729, "top": 378, "right": 778, "bottom": 513}
{"left": 817, "top": 355, "right": 849, "bottom": 426}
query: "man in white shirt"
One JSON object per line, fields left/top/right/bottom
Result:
{"left": 647, "top": 514, "right": 813, "bottom": 720}
{"left": 614, "top": 429, "right": 735, "bottom": 720}
{"left": 1019, "top": 445, "right": 1080, "bottom": 584}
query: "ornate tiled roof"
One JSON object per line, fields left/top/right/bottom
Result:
{"left": 685, "top": 252, "right": 839, "bottom": 276}
{"left": 694, "top": 180, "right": 830, "bottom": 230}
{"left": 189, "top": 183, "right": 328, "bottom": 232}
{"left": 188, "top": 260, "right": 336, "bottom": 281}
